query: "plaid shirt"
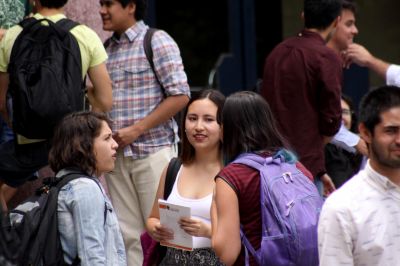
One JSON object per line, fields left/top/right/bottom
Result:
{"left": 106, "top": 21, "right": 190, "bottom": 159}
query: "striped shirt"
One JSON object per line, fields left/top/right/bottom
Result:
{"left": 318, "top": 161, "right": 400, "bottom": 266}
{"left": 105, "top": 21, "right": 190, "bottom": 159}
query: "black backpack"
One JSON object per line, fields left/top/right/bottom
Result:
{"left": 8, "top": 17, "right": 84, "bottom": 139}
{"left": 0, "top": 173, "right": 99, "bottom": 266}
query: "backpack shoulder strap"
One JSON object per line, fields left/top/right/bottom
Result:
{"left": 104, "top": 37, "right": 112, "bottom": 49}
{"left": 55, "top": 18, "right": 80, "bottom": 32}
{"left": 233, "top": 153, "right": 271, "bottom": 171}
{"left": 143, "top": 28, "right": 164, "bottom": 90}
{"left": 143, "top": 28, "right": 158, "bottom": 69}
{"left": 19, "top": 17, "right": 37, "bottom": 29}
{"left": 163, "top": 157, "right": 182, "bottom": 199}
{"left": 54, "top": 172, "right": 90, "bottom": 190}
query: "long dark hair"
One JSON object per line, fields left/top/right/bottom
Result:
{"left": 222, "top": 91, "right": 287, "bottom": 162}
{"left": 48, "top": 111, "right": 111, "bottom": 175}
{"left": 180, "top": 89, "right": 225, "bottom": 164}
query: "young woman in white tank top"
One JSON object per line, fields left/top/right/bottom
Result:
{"left": 146, "top": 89, "right": 225, "bottom": 265}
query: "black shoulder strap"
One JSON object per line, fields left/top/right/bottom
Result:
{"left": 19, "top": 17, "right": 79, "bottom": 32}
{"left": 163, "top": 158, "right": 182, "bottom": 199}
{"left": 143, "top": 28, "right": 157, "bottom": 70}
{"left": 54, "top": 172, "right": 91, "bottom": 190}
{"left": 55, "top": 18, "right": 80, "bottom": 32}
{"left": 19, "top": 17, "right": 37, "bottom": 28}
{"left": 104, "top": 37, "right": 111, "bottom": 49}
{"left": 143, "top": 28, "right": 165, "bottom": 91}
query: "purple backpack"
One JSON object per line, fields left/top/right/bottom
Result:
{"left": 233, "top": 151, "right": 323, "bottom": 266}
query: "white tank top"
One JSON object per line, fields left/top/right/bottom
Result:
{"left": 166, "top": 166, "right": 213, "bottom": 248}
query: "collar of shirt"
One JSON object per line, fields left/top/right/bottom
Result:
{"left": 297, "top": 29, "right": 325, "bottom": 45}
{"left": 110, "top": 20, "right": 147, "bottom": 44}
{"left": 33, "top": 12, "right": 66, "bottom": 21}
{"left": 365, "top": 161, "right": 400, "bottom": 197}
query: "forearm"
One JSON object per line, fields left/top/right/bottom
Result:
{"left": 212, "top": 180, "right": 241, "bottom": 265}
{"left": 135, "top": 94, "right": 189, "bottom": 134}
{"left": 0, "top": 72, "right": 10, "bottom": 126}
{"left": 365, "top": 56, "right": 390, "bottom": 81}
{"left": 87, "top": 64, "right": 113, "bottom": 112}
{"left": 87, "top": 85, "right": 112, "bottom": 112}
{"left": 86, "top": 87, "right": 110, "bottom": 113}
{"left": 210, "top": 199, "right": 217, "bottom": 239}
{"left": 212, "top": 230, "right": 238, "bottom": 266}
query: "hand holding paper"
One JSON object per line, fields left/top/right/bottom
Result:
{"left": 158, "top": 199, "right": 193, "bottom": 250}
{"left": 179, "top": 217, "right": 212, "bottom": 238}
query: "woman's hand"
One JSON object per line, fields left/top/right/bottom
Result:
{"left": 321, "top": 173, "right": 336, "bottom": 197}
{"left": 179, "top": 217, "right": 211, "bottom": 238}
{"left": 150, "top": 222, "right": 174, "bottom": 242}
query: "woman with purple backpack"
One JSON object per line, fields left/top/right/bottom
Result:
{"left": 211, "top": 91, "right": 321, "bottom": 266}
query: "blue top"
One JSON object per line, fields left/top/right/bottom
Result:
{"left": 57, "top": 168, "right": 127, "bottom": 266}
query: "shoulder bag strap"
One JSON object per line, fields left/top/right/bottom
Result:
{"left": 55, "top": 18, "right": 80, "bottom": 32}
{"left": 163, "top": 157, "right": 182, "bottom": 199}
{"left": 143, "top": 28, "right": 165, "bottom": 93}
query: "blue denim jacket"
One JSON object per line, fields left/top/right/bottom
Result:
{"left": 57, "top": 169, "right": 127, "bottom": 266}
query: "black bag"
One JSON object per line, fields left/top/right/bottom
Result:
{"left": 8, "top": 17, "right": 84, "bottom": 139}
{"left": 0, "top": 173, "right": 91, "bottom": 266}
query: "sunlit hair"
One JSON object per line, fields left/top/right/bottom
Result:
{"left": 48, "top": 111, "right": 111, "bottom": 175}
{"left": 180, "top": 89, "right": 225, "bottom": 164}
{"left": 222, "top": 91, "right": 287, "bottom": 162}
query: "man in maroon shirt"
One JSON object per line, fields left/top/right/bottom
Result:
{"left": 261, "top": 0, "right": 343, "bottom": 196}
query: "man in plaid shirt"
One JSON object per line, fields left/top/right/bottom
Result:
{"left": 100, "top": 0, "right": 190, "bottom": 264}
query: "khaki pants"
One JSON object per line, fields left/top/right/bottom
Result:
{"left": 106, "top": 147, "right": 176, "bottom": 266}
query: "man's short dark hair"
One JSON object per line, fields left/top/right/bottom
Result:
{"left": 39, "top": 0, "right": 68, "bottom": 9}
{"left": 359, "top": 86, "right": 400, "bottom": 134}
{"left": 116, "top": 0, "right": 147, "bottom": 21}
{"left": 342, "top": 0, "right": 357, "bottom": 14}
{"left": 303, "top": 0, "right": 342, "bottom": 30}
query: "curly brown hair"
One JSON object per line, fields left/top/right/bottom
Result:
{"left": 48, "top": 111, "right": 111, "bottom": 175}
